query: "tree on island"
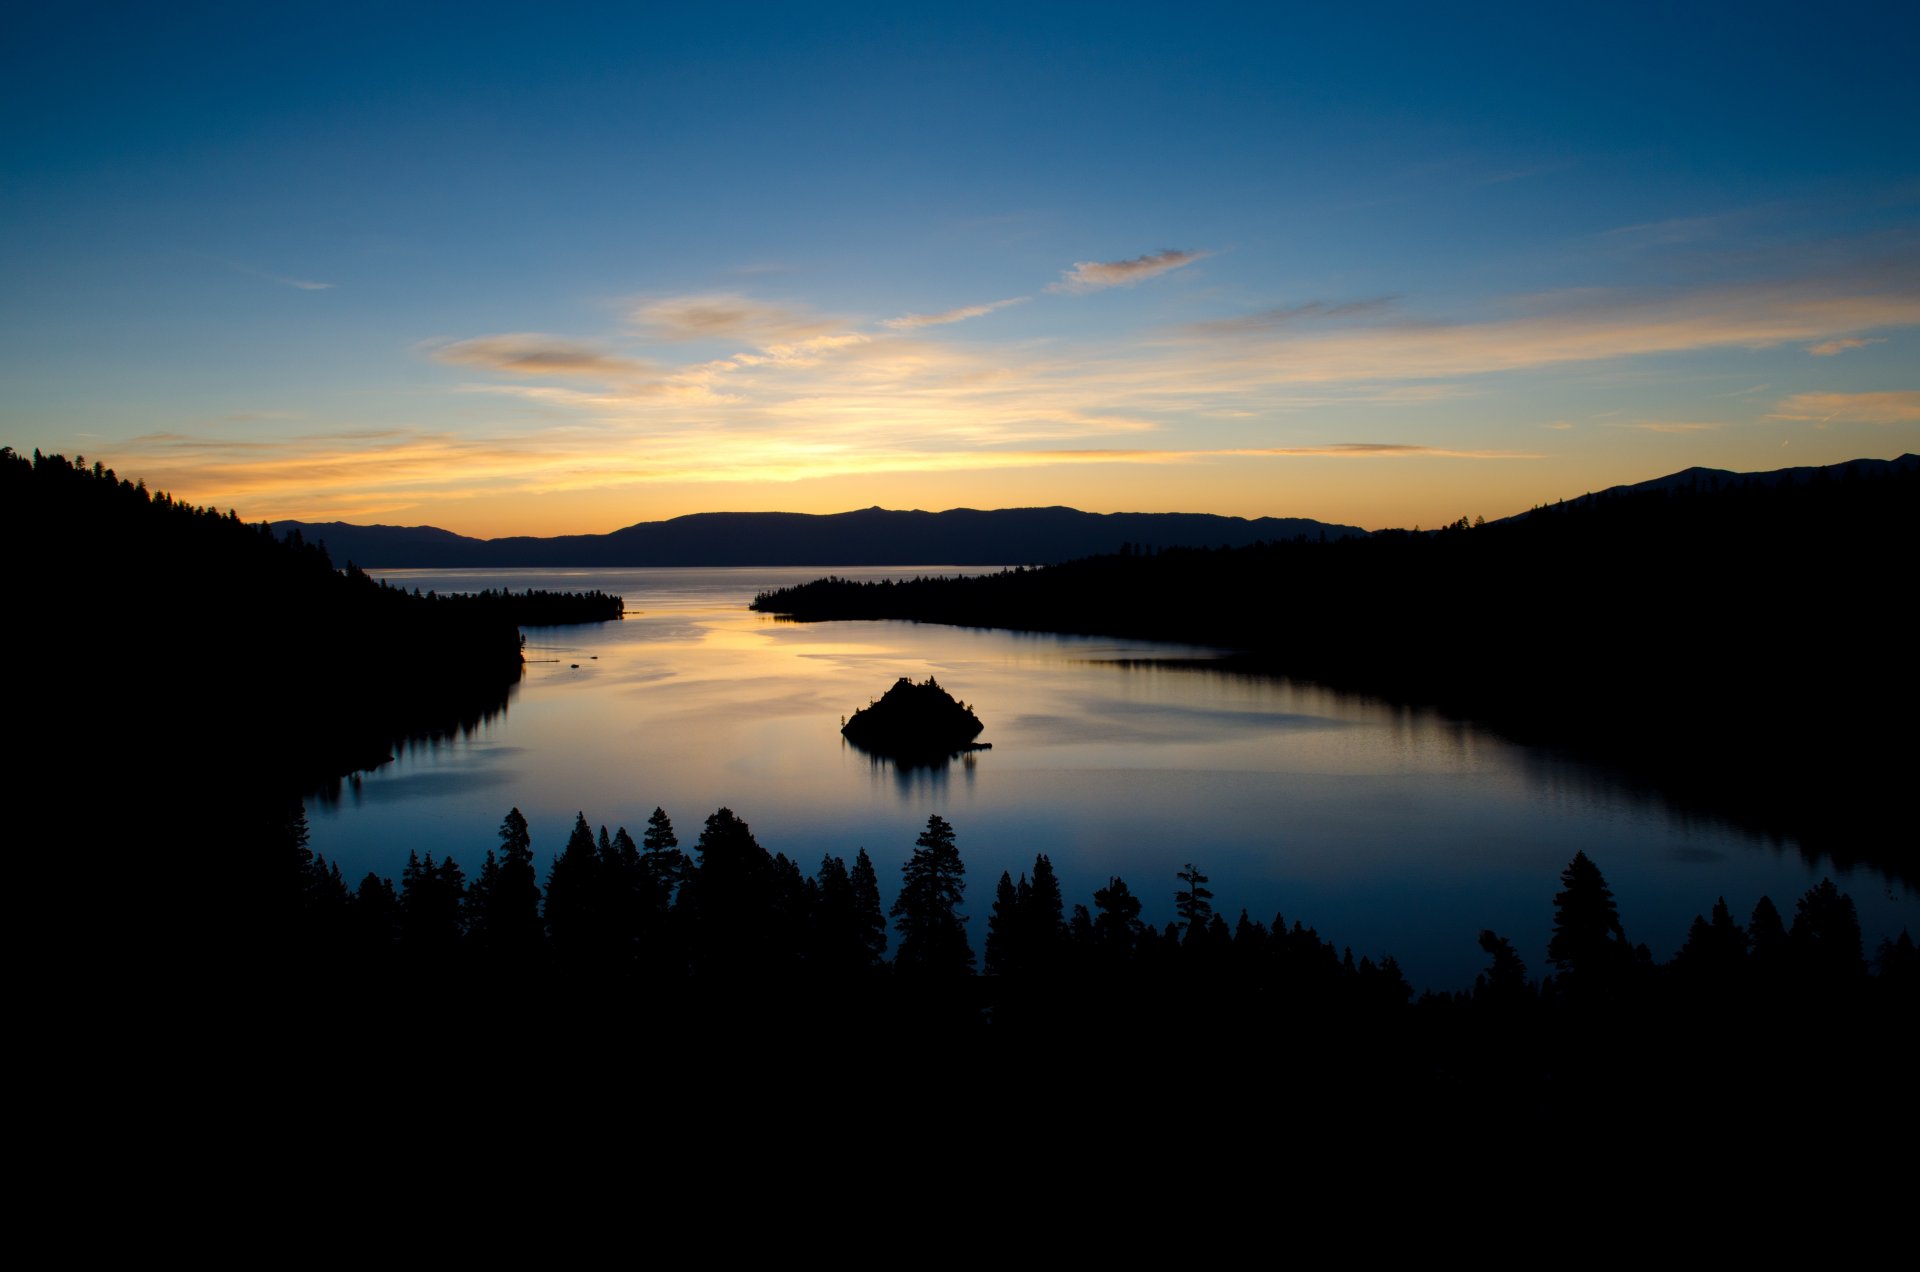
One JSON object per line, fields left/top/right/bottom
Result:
{"left": 841, "top": 676, "right": 985, "bottom": 762}
{"left": 892, "top": 815, "right": 972, "bottom": 976}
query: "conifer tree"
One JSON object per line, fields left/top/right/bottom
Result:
{"left": 849, "top": 848, "right": 887, "bottom": 967}
{"left": 1022, "top": 854, "right": 1067, "bottom": 974}
{"left": 1789, "top": 879, "right": 1865, "bottom": 983}
{"left": 1175, "top": 863, "right": 1215, "bottom": 941}
{"left": 642, "top": 807, "right": 688, "bottom": 901}
{"left": 986, "top": 871, "right": 1021, "bottom": 977}
{"left": 1547, "top": 851, "right": 1628, "bottom": 984}
{"left": 1091, "top": 876, "right": 1144, "bottom": 962}
{"left": 545, "top": 812, "right": 600, "bottom": 952}
{"left": 892, "top": 815, "right": 972, "bottom": 976}
{"left": 682, "top": 807, "right": 776, "bottom": 977}
{"left": 485, "top": 807, "right": 543, "bottom": 956}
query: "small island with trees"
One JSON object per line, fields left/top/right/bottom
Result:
{"left": 842, "top": 676, "right": 988, "bottom": 764}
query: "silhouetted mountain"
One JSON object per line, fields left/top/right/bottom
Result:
{"left": 1488, "top": 453, "right": 1919, "bottom": 524}
{"left": 274, "top": 506, "right": 1367, "bottom": 567}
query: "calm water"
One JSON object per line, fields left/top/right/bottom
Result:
{"left": 306, "top": 566, "right": 1914, "bottom": 991}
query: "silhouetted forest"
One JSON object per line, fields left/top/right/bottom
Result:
{"left": 756, "top": 456, "right": 1920, "bottom": 879}
{"left": 4, "top": 448, "right": 614, "bottom": 981}
{"left": 288, "top": 801, "right": 1916, "bottom": 1125}
{"left": 388, "top": 585, "right": 626, "bottom": 626}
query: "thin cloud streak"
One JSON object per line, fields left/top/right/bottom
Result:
{"left": 1768, "top": 391, "right": 1920, "bottom": 424}
{"left": 431, "top": 334, "right": 653, "bottom": 379}
{"left": 1163, "top": 279, "right": 1920, "bottom": 382}
{"left": 1182, "top": 297, "right": 1398, "bottom": 337}
{"left": 1806, "top": 336, "right": 1884, "bottom": 356}
{"left": 1050, "top": 249, "right": 1206, "bottom": 293}
{"left": 883, "top": 298, "right": 1027, "bottom": 329}
{"left": 630, "top": 293, "right": 841, "bottom": 343}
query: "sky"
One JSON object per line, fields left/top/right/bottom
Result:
{"left": 4, "top": 1, "right": 1916, "bottom": 536}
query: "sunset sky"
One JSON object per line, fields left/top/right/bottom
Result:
{"left": 4, "top": 2, "right": 1915, "bottom": 536}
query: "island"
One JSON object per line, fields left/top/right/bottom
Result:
{"left": 842, "top": 676, "right": 989, "bottom": 763}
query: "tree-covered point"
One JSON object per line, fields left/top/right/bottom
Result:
{"left": 397, "top": 587, "right": 625, "bottom": 626}
{"left": 5, "top": 446, "right": 528, "bottom": 790}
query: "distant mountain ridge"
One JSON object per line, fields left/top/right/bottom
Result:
{"left": 273, "top": 505, "right": 1369, "bottom": 568}
{"left": 275, "top": 454, "right": 1918, "bottom": 567}
{"left": 1496, "top": 453, "right": 1920, "bottom": 524}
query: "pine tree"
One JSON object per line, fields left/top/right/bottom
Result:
{"left": 1023, "top": 854, "right": 1067, "bottom": 972}
{"left": 682, "top": 807, "right": 776, "bottom": 977}
{"left": 985, "top": 871, "right": 1021, "bottom": 976}
{"left": 1175, "top": 862, "right": 1215, "bottom": 941}
{"left": 1474, "top": 930, "right": 1530, "bottom": 1007}
{"left": 642, "top": 807, "right": 688, "bottom": 901}
{"left": 849, "top": 848, "right": 887, "bottom": 967}
{"left": 545, "top": 812, "right": 600, "bottom": 953}
{"left": 1789, "top": 878, "right": 1865, "bottom": 983}
{"left": 891, "top": 815, "right": 972, "bottom": 976}
{"left": 1547, "top": 851, "right": 1628, "bottom": 985}
{"left": 487, "top": 807, "right": 543, "bottom": 956}
{"left": 1091, "top": 876, "right": 1144, "bottom": 963}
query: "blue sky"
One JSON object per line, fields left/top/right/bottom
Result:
{"left": 4, "top": 1, "right": 1915, "bottom": 533}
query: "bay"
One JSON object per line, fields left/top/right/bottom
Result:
{"left": 304, "top": 566, "right": 1915, "bottom": 991}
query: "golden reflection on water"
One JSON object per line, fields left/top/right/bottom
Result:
{"left": 305, "top": 567, "right": 1914, "bottom": 992}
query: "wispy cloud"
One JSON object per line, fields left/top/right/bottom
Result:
{"left": 1768, "top": 391, "right": 1920, "bottom": 425}
{"left": 630, "top": 293, "right": 840, "bottom": 343}
{"left": 1182, "top": 297, "right": 1398, "bottom": 338}
{"left": 1160, "top": 278, "right": 1920, "bottom": 382}
{"left": 139, "top": 261, "right": 1920, "bottom": 527}
{"left": 430, "top": 334, "right": 652, "bottom": 379}
{"left": 883, "top": 298, "right": 1027, "bottom": 330}
{"left": 213, "top": 257, "right": 336, "bottom": 290}
{"left": 1806, "top": 336, "right": 1885, "bottom": 356}
{"left": 1050, "top": 249, "right": 1206, "bottom": 294}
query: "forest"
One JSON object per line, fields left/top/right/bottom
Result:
{"left": 287, "top": 797, "right": 1915, "bottom": 1124}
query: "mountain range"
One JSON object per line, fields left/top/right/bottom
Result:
{"left": 274, "top": 453, "right": 1917, "bottom": 568}
{"left": 273, "top": 505, "right": 1368, "bottom": 568}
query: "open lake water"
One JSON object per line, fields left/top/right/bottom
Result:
{"left": 304, "top": 566, "right": 1914, "bottom": 991}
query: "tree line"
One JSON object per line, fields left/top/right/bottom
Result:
{"left": 292, "top": 802, "right": 1914, "bottom": 1015}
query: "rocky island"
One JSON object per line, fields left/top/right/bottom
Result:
{"left": 842, "top": 676, "right": 988, "bottom": 763}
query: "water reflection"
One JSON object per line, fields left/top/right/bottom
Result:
{"left": 301, "top": 566, "right": 1915, "bottom": 993}
{"left": 853, "top": 743, "right": 983, "bottom": 796}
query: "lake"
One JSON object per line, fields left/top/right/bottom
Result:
{"left": 304, "top": 566, "right": 1914, "bottom": 991}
